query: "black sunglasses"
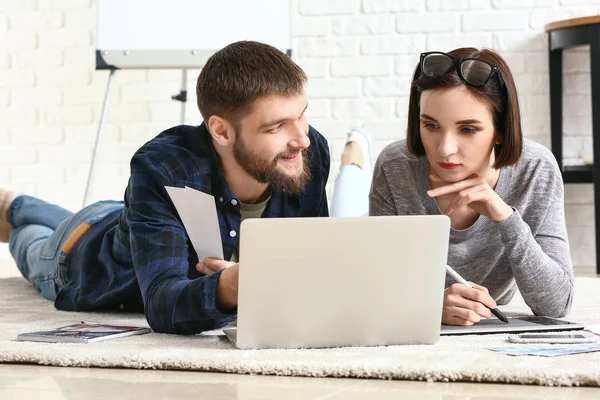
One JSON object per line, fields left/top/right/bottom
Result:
{"left": 419, "top": 52, "right": 504, "bottom": 89}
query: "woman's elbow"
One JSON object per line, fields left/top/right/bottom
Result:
{"left": 532, "top": 292, "right": 574, "bottom": 318}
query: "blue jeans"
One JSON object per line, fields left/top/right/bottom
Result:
{"left": 8, "top": 195, "right": 123, "bottom": 301}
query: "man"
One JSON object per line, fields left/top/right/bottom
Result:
{"left": 0, "top": 41, "right": 330, "bottom": 334}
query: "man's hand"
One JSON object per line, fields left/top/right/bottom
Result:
{"left": 427, "top": 174, "right": 514, "bottom": 222}
{"left": 442, "top": 282, "right": 497, "bottom": 326}
{"left": 196, "top": 258, "right": 239, "bottom": 313}
{"left": 196, "top": 258, "right": 236, "bottom": 274}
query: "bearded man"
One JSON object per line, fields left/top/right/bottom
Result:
{"left": 0, "top": 41, "right": 330, "bottom": 334}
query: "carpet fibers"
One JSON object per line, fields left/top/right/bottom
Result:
{"left": 0, "top": 277, "right": 599, "bottom": 386}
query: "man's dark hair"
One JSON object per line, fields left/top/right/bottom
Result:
{"left": 196, "top": 41, "right": 307, "bottom": 126}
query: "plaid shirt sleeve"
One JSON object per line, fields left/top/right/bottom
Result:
{"left": 127, "top": 152, "right": 236, "bottom": 334}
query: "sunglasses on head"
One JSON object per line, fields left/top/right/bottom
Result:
{"left": 419, "top": 51, "right": 504, "bottom": 89}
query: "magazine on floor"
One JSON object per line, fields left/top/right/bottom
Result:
{"left": 17, "top": 322, "right": 151, "bottom": 343}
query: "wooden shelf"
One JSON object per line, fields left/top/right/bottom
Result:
{"left": 545, "top": 15, "right": 600, "bottom": 32}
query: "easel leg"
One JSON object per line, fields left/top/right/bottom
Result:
{"left": 83, "top": 69, "right": 116, "bottom": 208}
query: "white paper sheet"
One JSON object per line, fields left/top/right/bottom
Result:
{"left": 165, "top": 186, "right": 223, "bottom": 261}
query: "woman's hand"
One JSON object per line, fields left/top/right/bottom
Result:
{"left": 427, "top": 174, "right": 514, "bottom": 222}
{"left": 442, "top": 282, "right": 497, "bottom": 326}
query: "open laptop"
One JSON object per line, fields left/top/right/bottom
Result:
{"left": 223, "top": 215, "right": 450, "bottom": 349}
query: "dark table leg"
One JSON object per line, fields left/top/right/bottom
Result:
{"left": 549, "top": 48, "right": 563, "bottom": 172}
{"left": 590, "top": 26, "right": 600, "bottom": 275}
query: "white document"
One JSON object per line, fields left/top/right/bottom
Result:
{"left": 165, "top": 186, "right": 223, "bottom": 261}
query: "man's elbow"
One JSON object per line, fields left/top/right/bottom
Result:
{"left": 145, "top": 305, "right": 230, "bottom": 335}
{"left": 144, "top": 307, "right": 176, "bottom": 334}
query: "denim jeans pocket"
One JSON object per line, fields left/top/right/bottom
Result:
{"left": 38, "top": 218, "right": 75, "bottom": 260}
{"left": 38, "top": 201, "right": 123, "bottom": 260}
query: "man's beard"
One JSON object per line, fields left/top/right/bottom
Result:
{"left": 232, "top": 136, "right": 311, "bottom": 195}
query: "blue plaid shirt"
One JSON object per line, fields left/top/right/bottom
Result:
{"left": 55, "top": 124, "right": 330, "bottom": 334}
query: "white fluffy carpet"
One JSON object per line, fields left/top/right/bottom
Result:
{"left": 0, "top": 277, "right": 599, "bottom": 386}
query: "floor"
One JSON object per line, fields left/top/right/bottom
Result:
{"left": 1, "top": 259, "right": 599, "bottom": 399}
{"left": 1, "top": 364, "right": 599, "bottom": 400}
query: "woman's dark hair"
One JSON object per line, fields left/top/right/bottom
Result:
{"left": 406, "top": 48, "right": 522, "bottom": 168}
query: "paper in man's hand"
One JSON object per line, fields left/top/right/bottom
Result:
{"left": 165, "top": 186, "right": 224, "bottom": 261}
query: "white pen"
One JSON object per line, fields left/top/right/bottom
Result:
{"left": 445, "top": 265, "right": 509, "bottom": 323}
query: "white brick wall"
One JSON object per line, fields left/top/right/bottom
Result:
{"left": 0, "top": 0, "right": 599, "bottom": 271}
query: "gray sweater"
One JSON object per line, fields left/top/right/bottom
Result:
{"left": 370, "top": 139, "right": 574, "bottom": 317}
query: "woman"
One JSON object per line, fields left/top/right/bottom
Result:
{"left": 370, "top": 48, "right": 574, "bottom": 326}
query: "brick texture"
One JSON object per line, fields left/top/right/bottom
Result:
{"left": 0, "top": 0, "right": 597, "bottom": 268}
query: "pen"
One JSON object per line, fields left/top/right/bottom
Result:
{"left": 445, "top": 265, "right": 509, "bottom": 323}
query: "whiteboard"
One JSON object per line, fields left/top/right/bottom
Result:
{"left": 97, "top": 0, "right": 291, "bottom": 69}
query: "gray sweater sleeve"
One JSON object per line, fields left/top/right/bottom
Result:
{"left": 497, "top": 161, "right": 574, "bottom": 318}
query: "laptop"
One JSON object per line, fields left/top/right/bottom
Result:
{"left": 223, "top": 215, "right": 451, "bottom": 349}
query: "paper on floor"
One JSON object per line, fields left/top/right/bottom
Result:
{"left": 488, "top": 343, "right": 600, "bottom": 357}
